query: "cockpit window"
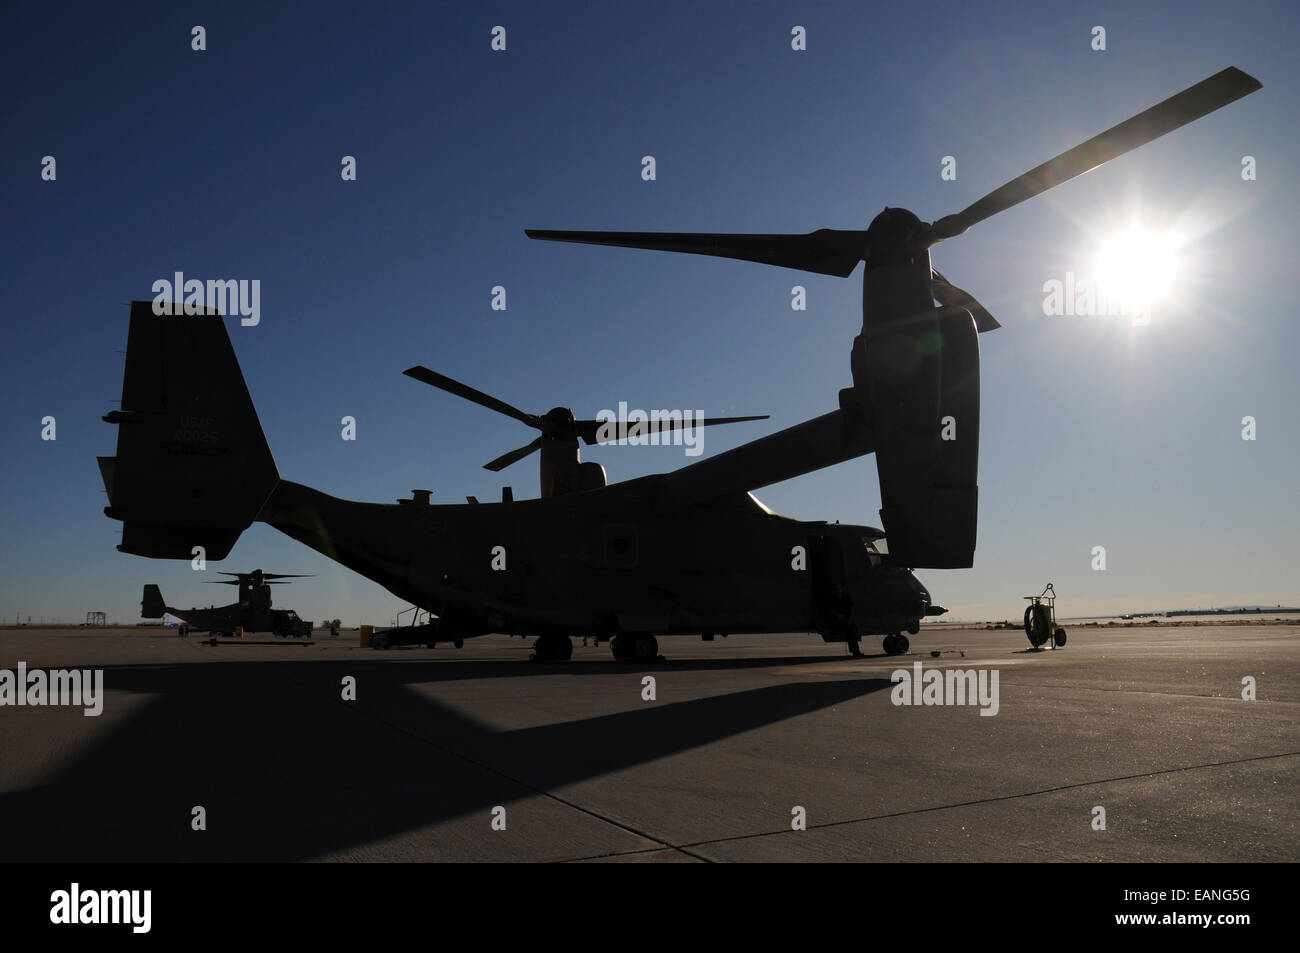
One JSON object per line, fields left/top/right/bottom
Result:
{"left": 862, "top": 536, "right": 884, "bottom": 567}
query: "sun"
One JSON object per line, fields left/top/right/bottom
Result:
{"left": 1094, "top": 228, "right": 1181, "bottom": 316}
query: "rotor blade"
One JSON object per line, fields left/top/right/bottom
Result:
{"left": 403, "top": 366, "right": 541, "bottom": 429}
{"left": 525, "top": 229, "right": 870, "bottom": 277}
{"left": 211, "top": 571, "right": 309, "bottom": 581}
{"left": 575, "top": 414, "right": 770, "bottom": 445}
{"left": 484, "top": 436, "right": 544, "bottom": 472}
{"left": 205, "top": 579, "right": 242, "bottom": 584}
{"left": 921, "top": 66, "right": 1262, "bottom": 246}
{"left": 931, "top": 269, "right": 1001, "bottom": 332}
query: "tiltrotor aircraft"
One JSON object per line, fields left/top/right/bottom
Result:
{"left": 98, "top": 67, "right": 1259, "bottom": 661}
{"left": 140, "top": 570, "right": 313, "bottom": 638}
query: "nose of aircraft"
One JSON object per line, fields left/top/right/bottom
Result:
{"left": 906, "top": 571, "right": 947, "bottom": 617}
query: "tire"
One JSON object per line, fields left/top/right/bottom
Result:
{"left": 895, "top": 634, "right": 910, "bottom": 654}
{"left": 1053, "top": 628, "right": 1067, "bottom": 647}
{"left": 534, "top": 634, "right": 573, "bottom": 662}
{"left": 1024, "top": 605, "right": 1050, "bottom": 647}
{"left": 632, "top": 634, "right": 659, "bottom": 660}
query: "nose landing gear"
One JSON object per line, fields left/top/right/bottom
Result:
{"left": 883, "top": 633, "right": 910, "bottom": 655}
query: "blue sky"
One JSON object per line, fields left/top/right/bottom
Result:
{"left": 2, "top": 0, "right": 1297, "bottom": 625}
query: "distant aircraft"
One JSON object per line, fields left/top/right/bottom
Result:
{"left": 140, "top": 570, "right": 313, "bottom": 639}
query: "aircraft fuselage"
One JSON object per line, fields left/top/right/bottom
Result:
{"left": 258, "top": 477, "right": 935, "bottom": 644}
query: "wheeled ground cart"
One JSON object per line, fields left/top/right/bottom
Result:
{"left": 1024, "top": 583, "right": 1066, "bottom": 648}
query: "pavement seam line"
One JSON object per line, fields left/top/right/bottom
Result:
{"left": 284, "top": 670, "right": 712, "bottom": 863}
{"left": 564, "top": 748, "right": 1300, "bottom": 860}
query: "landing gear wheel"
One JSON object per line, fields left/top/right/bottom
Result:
{"left": 883, "top": 634, "right": 897, "bottom": 655}
{"left": 1053, "top": 628, "right": 1066, "bottom": 647}
{"left": 1024, "top": 605, "right": 1051, "bottom": 648}
{"left": 632, "top": 634, "right": 659, "bottom": 661}
{"left": 610, "top": 635, "right": 633, "bottom": 660}
{"left": 453, "top": 638, "right": 464, "bottom": 649}
{"left": 532, "top": 634, "right": 573, "bottom": 662}
{"left": 894, "top": 634, "right": 910, "bottom": 654}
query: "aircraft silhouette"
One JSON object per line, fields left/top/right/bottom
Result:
{"left": 99, "top": 67, "right": 1260, "bottom": 661}
{"left": 140, "top": 569, "right": 313, "bottom": 638}
{"left": 527, "top": 66, "right": 1260, "bottom": 568}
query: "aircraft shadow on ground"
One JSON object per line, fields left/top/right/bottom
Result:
{"left": 0, "top": 659, "right": 891, "bottom": 860}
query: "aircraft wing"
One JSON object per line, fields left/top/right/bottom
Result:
{"left": 649, "top": 397, "right": 874, "bottom": 511}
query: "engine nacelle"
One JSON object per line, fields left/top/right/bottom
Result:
{"left": 850, "top": 231, "right": 980, "bottom": 568}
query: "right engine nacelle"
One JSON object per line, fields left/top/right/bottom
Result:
{"left": 851, "top": 258, "right": 980, "bottom": 568}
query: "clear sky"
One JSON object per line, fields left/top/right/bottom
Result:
{"left": 2, "top": 0, "right": 1297, "bottom": 626}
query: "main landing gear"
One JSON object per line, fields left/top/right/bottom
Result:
{"left": 882, "top": 633, "right": 910, "bottom": 656}
{"left": 531, "top": 634, "right": 573, "bottom": 662}
{"left": 611, "top": 634, "right": 659, "bottom": 661}
{"left": 530, "top": 632, "right": 663, "bottom": 662}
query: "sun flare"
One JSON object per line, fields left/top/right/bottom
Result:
{"left": 1095, "top": 228, "right": 1181, "bottom": 314}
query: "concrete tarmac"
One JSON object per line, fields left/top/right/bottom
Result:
{"left": 0, "top": 623, "right": 1294, "bottom": 862}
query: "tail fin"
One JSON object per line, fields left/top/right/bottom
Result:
{"left": 141, "top": 584, "right": 166, "bottom": 618}
{"left": 100, "top": 302, "right": 279, "bottom": 560}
